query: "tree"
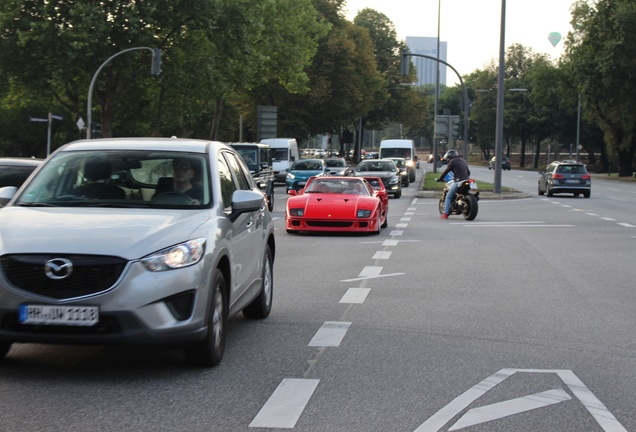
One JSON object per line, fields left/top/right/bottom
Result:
{"left": 0, "top": 0, "right": 328, "bottom": 143}
{"left": 565, "top": 0, "right": 636, "bottom": 176}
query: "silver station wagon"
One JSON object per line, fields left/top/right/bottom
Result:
{"left": 0, "top": 138, "right": 275, "bottom": 367}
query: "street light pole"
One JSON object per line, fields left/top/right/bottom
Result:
{"left": 494, "top": 0, "right": 506, "bottom": 193}
{"left": 576, "top": 92, "right": 581, "bottom": 162}
{"left": 87, "top": 47, "right": 161, "bottom": 139}
{"left": 433, "top": 0, "right": 441, "bottom": 173}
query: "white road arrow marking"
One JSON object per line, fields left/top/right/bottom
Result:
{"left": 449, "top": 388, "right": 571, "bottom": 430}
{"left": 414, "top": 369, "right": 627, "bottom": 432}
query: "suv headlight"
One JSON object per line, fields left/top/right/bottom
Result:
{"left": 388, "top": 176, "right": 399, "bottom": 185}
{"left": 142, "top": 238, "right": 206, "bottom": 271}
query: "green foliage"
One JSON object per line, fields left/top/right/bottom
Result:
{"left": 565, "top": 0, "right": 636, "bottom": 175}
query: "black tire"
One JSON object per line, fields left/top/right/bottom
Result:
{"left": 381, "top": 212, "right": 388, "bottom": 229}
{"left": 0, "top": 342, "right": 12, "bottom": 359}
{"left": 267, "top": 191, "right": 274, "bottom": 212}
{"left": 184, "top": 268, "right": 227, "bottom": 367}
{"left": 538, "top": 183, "right": 545, "bottom": 196}
{"left": 584, "top": 191, "right": 591, "bottom": 198}
{"left": 546, "top": 184, "right": 553, "bottom": 197}
{"left": 243, "top": 246, "right": 273, "bottom": 319}
{"left": 394, "top": 188, "right": 401, "bottom": 199}
{"left": 462, "top": 195, "right": 478, "bottom": 221}
{"left": 409, "top": 171, "right": 415, "bottom": 183}
{"left": 438, "top": 194, "right": 446, "bottom": 215}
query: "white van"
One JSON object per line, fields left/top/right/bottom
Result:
{"left": 260, "top": 138, "right": 300, "bottom": 183}
{"left": 379, "top": 139, "right": 418, "bottom": 182}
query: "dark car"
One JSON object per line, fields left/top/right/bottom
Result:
{"left": 0, "top": 157, "right": 43, "bottom": 188}
{"left": 489, "top": 156, "right": 511, "bottom": 170}
{"left": 389, "top": 157, "right": 410, "bottom": 187}
{"left": 230, "top": 142, "right": 275, "bottom": 211}
{"left": 538, "top": 160, "right": 591, "bottom": 198}
{"left": 353, "top": 159, "right": 402, "bottom": 198}
{"left": 0, "top": 158, "right": 43, "bottom": 206}
{"left": 324, "top": 158, "right": 352, "bottom": 176}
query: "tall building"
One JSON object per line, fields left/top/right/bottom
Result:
{"left": 405, "top": 36, "right": 447, "bottom": 87}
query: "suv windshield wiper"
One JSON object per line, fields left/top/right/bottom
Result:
{"left": 16, "top": 202, "right": 56, "bottom": 207}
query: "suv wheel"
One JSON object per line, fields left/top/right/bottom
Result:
{"left": 546, "top": 184, "right": 553, "bottom": 197}
{"left": 243, "top": 245, "right": 273, "bottom": 319}
{"left": 184, "top": 268, "right": 227, "bottom": 367}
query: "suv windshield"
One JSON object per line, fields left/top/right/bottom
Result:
{"left": 15, "top": 151, "right": 211, "bottom": 208}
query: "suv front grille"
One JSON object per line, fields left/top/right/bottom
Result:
{"left": 0, "top": 254, "right": 127, "bottom": 300}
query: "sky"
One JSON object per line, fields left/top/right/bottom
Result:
{"left": 343, "top": 0, "right": 575, "bottom": 85}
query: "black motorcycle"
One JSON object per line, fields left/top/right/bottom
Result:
{"left": 438, "top": 178, "right": 480, "bottom": 220}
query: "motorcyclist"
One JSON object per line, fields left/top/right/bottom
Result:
{"left": 436, "top": 149, "right": 470, "bottom": 219}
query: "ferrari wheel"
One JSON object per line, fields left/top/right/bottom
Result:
{"left": 372, "top": 210, "right": 381, "bottom": 235}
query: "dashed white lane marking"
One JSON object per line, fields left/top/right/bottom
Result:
{"left": 383, "top": 239, "right": 399, "bottom": 246}
{"left": 360, "top": 266, "right": 382, "bottom": 277}
{"left": 405, "top": 212, "right": 415, "bottom": 216}
{"left": 249, "top": 378, "right": 320, "bottom": 428}
{"left": 400, "top": 217, "right": 412, "bottom": 222}
{"left": 449, "top": 388, "right": 571, "bottom": 431}
{"left": 308, "top": 321, "right": 351, "bottom": 347}
{"left": 373, "top": 251, "right": 392, "bottom": 260}
{"left": 586, "top": 212, "right": 599, "bottom": 216}
{"left": 390, "top": 230, "right": 403, "bottom": 236}
{"left": 601, "top": 217, "right": 616, "bottom": 221}
{"left": 618, "top": 223, "right": 636, "bottom": 228}
{"left": 396, "top": 223, "right": 408, "bottom": 228}
{"left": 340, "top": 288, "right": 370, "bottom": 304}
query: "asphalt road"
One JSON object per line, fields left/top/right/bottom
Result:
{"left": 1, "top": 165, "right": 634, "bottom": 432}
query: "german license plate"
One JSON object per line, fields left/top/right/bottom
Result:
{"left": 18, "top": 305, "right": 99, "bottom": 326}
{"left": 566, "top": 179, "right": 579, "bottom": 183}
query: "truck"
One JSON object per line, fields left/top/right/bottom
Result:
{"left": 230, "top": 142, "right": 275, "bottom": 211}
{"left": 379, "top": 139, "right": 418, "bottom": 183}
{"left": 260, "top": 138, "right": 300, "bottom": 184}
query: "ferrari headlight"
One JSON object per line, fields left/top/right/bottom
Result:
{"left": 290, "top": 208, "right": 304, "bottom": 216}
{"left": 357, "top": 209, "right": 372, "bottom": 218}
{"left": 142, "top": 238, "right": 206, "bottom": 272}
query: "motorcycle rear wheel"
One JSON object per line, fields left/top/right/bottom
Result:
{"left": 438, "top": 195, "right": 446, "bottom": 215}
{"left": 462, "top": 195, "right": 478, "bottom": 220}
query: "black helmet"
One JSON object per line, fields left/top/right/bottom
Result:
{"left": 443, "top": 149, "right": 459, "bottom": 160}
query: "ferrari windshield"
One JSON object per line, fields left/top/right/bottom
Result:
{"left": 305, "top": 178, "right": 370, "bottom": 196}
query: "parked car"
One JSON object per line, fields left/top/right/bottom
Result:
{"left": 324, "top": 158, "right": 352, "bottom": 176}
{"left": 538, "top": 160, "right": 591, "bottom": 198}
{"left": 352, "top": 159, "right": 402, "bottom": 198}
{"left": 0, "top": 138, "right": 276, "bottom": 367}
{"left": 388, "top": 157, "right": 410, "bottom": 187}
{"left": 285, "top": 176, "right": 387, "bottom": 234}
{"left": 0, "top": 157, "right": 44, "bottom": 206}
{"left": 285, "top": 158, "right": 327, "bottom": 193}
{"left": 489, "top": 156, "right": 511, "bottom": 170}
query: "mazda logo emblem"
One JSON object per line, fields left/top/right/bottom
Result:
{"left": 44, "top": 258, "right": 73, "bottom": 280}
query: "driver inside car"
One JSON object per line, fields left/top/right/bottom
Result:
{"left": 154, "top": 158, "right": 203, "bottom": 204}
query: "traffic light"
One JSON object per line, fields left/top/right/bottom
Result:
{"left": 91, "top": 122, "right": 102, "bottom": 138}
{"left": 400, "top": 50, "right": 409, "bottom": 76}
{"left": 151, "top": 48, "right": 162, "bottom": 76}
{"left": 469, "top": 121, "right": 479, "bottom": 142}
{"left": 450, "top": 115, "right": 460, "bottom": 139}
{"left": 435, "top": 115, "right": 449, "bottom": 140}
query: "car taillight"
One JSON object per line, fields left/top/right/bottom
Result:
{"left": 582, "top": 174, "right": 591, "bottom": 180}
{"left": 552, "top": 173, "right": 564, "bottom": 179}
